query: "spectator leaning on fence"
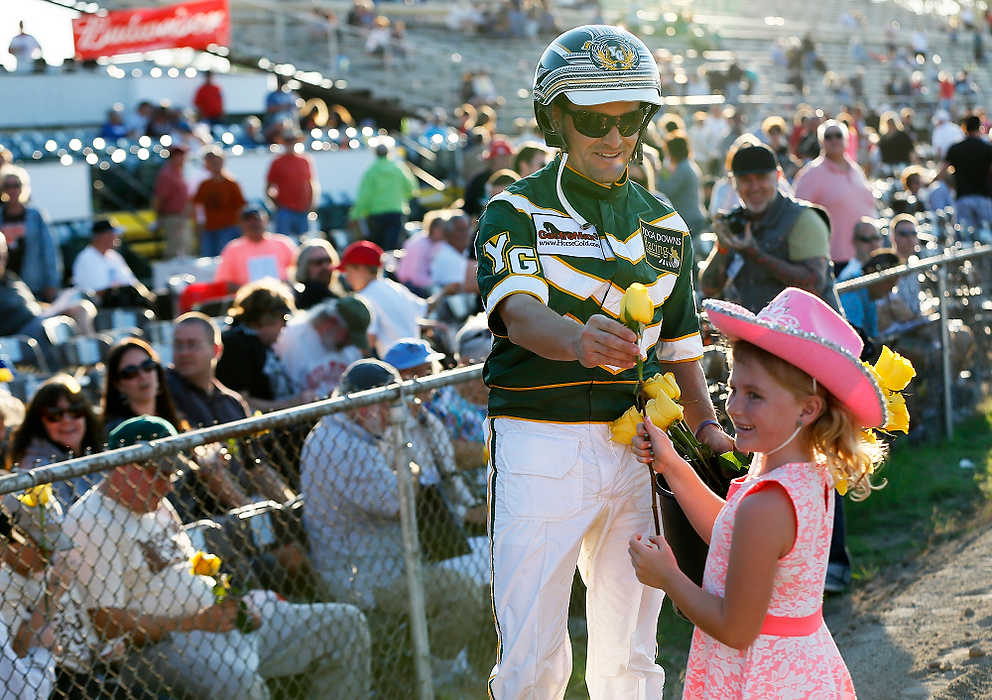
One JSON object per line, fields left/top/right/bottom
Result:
{"left": 349, "top": 143, "right": 418, "bottom": 251}
{"left": 0, "top": 170, "right": 61, "bottom": 303}
{"left": 838, "top": 218, "right": 885, "bottom": 339}
{"left": 213, "top": 206, "right": 298, "bottom": 291}
{"left": 337, "top": 240, "right": 427, "bottom": 358}
{"left": 293, "top": 238, "right": 343, "bottom": 311}
{"left": 62, "top": 416, "right": 372, "bottom": 700}
{"left": 192, "top": 147, "right": 247, "bottom": 258}
{"left": 298, "top": 359, "right": 487, "bottom": 660}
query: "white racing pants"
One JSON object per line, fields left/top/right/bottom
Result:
{"left": 486, "top": 417, "right": 665, "bottom": 699}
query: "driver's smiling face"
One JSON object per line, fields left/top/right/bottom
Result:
{"left": 553, "top": 100, "right": 641, "bottom": 185}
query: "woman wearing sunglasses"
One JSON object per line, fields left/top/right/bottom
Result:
{"left": 7, "top": 375, "right": 104, "bottom": 506}
{"left": 102, "top": 338, "right": 185, "bottom": 434}
{"left": 475, "top": 25, "right": 732, "bottom": 698}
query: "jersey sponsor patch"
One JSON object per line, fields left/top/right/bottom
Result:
{"left": 533, "top": 213, "right": 606, "bottom": 259}
{"left": 640, "top": 219, "right": 684, "bottom": 274}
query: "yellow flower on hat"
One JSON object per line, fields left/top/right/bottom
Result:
{"left": 861, "top": 429, "right": 878, "bottom": 447}
{"left": 882, "top": 391, "right": 910, "bottom": 434}
{"left": 190, "top": 551, "right": 222, "bottom": 577}
{"left": 620, "top": 283, "right": 653, "bottom": 326}
{"left": 873, "top": 346, "right": 916, "bottom": 392}
{"left": 16, "top": 484, "right": 52, "bottom": 508}
{"left": 834, "top": 474, "right": 849, "bottom": 497}
{"left": 609, "top": 406, "right": 642, "bottom": 445}
{"left": 643, "top": 372, "right": 681, "bottom": 401}
{"left": 644, "top": 393, "right": 684, "bottom": 431}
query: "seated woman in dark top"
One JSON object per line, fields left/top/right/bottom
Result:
{"left": 216, "top": 279, "right": 314, "bottom": 412}
{"left": 7, "top": 375, "right": 104, "bottom": 506}
{"left": 293, "top": 239, "right": 342, "bottom": 311}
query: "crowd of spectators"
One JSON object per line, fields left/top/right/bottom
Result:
{"left": 1, "top": 5, "right": 992, "bottom": 695}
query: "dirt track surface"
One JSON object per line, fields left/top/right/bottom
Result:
{"left": 826, "top": 525, "right": 992, "bottom": 699}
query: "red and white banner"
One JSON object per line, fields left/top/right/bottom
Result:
{"left": 72, "top": 0, "right": 230, "bottom": 60}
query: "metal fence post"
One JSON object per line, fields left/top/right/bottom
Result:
{"left": 937, "top": 262, "right": 954, "bottom": 439}
{"left": 389, "top": 398, "right": 435, "bottom": 700}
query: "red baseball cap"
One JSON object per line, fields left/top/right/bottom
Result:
{"left": 337, "top": 240, "right": 384, "bottom": 269}
{"left": 484, "top": 138, "right": 513, "bottom": 160}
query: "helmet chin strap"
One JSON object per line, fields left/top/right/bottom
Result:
{"left": 765, "top": 421, "right": 804, "bottom": 457}
{"left": 555, "top": 153, "right": 594, "bottom": 230}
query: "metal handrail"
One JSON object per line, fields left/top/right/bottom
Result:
{"left": 833, "top": 244, "right": 992, "bottom": 293}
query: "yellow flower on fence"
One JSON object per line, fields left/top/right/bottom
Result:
{"left": 16, "top": 483, "right": 52, "bottom": 508}
{"left": 619, "top": 283, "right": 653, "bottom": 326}
{"left": 643, "top": 372, "right": 681, "bottom": 402}
{"left": 873, "top": 345, "right": 916, "bottom": 393}
{"left": 644, "top": 393, "right": 684, "bottom": 431}
{"left": 609, "top": 406, "right": 642, "bottom": 445}
{"left": 190, "top": 551, "right": 222, "bottom": 577}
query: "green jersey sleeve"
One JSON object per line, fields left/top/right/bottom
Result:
{"left": 788, "top": 208, "right": 831, "bottom": 261}
{"left": 475, "top": 199, "right": 550, "bottom": 337}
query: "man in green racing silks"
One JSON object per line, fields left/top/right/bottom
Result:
{"left": 475, "top": 24, "right": 735, "bottom": 700}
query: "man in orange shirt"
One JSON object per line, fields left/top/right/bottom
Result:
{"left": 214, "top": 206, "right": 298, "bottom": 290}
{"left": 265, "top": 130, "right": 319, "bottom": 240}
{"left": 193, "top": 148, "right": 247, "bottom": 257}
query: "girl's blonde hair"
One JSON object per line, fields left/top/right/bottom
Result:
{"left": 731, "top": 341, "right": 886, "bottom": 500}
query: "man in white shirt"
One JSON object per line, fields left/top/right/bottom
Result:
{"left": 71, "top": 219, "right": 153, "bottom": 306}
{"left": 63, "top": 416, "right": 371, "bottom": 700}
{"left": 337, "top": 240, "right": 427, "bottom": 357}
{"left": 931, "top": 110, "right": 963, "bottom": 160}
{"left": 8, "top": 22, "right": 41, "bottom": 73}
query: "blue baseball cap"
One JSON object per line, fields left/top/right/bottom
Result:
{"left": 382, "top": 338, "right": 444, "bottom": 371}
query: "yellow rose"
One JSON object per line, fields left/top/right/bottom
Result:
{"left": 190, "top": 551, "right": 222, "bottom": 577}
{"left": 643, "top": 372, "right": 681, "bottom": 401}
{"left": 883, "top": 390, "right": 910, "bottom": 434}
{"left": 861, "top": 429, "right": 878, "bottom": 447}
{"left": 16, "top": 484, "right": 52, "bottom": 508}
{"left": 873, "top": 346, "right": 916, "bottom": 392}
{"left": 644, "top": 393, "right": 684, "bottom": 431}
{"left": 620, "top": 283, "right": 653, "bottom": 326}
{"left": 609, "top": 406, "right": 642, "bottom": 445}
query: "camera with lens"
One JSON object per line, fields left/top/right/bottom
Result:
{"left": 719, "top": 207, "right": 750, "bottom": 237}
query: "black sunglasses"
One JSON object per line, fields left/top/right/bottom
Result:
{"left": 855, "top": 234, "right": 882, "bottom": 243}
{"left": 42, "top": 404, "right": 87, "bottom": 423}
{"left": 119, "top": 358, "right": 159, "bottom": 380}
{"left": 560, "top": 104, "right": 648, "bottom": 139}
{"left": 894, "top": 227, "right": 917, "bottom": 237}
{"left": 823, "top": 131, "right": 844, "bottom": 140}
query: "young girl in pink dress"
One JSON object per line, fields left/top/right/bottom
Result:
{"left": 629, "top": 287, "right": 896, "bottom": 699}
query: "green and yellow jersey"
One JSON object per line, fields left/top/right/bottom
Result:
{"left": 475, "top": 155, "right": 703, "bottom": 423}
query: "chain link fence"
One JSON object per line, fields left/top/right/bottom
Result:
{"left": 0, "top": 246, "right": 989, "bottom": 700}
{"left": 0, "top": 367, "right": 493, "bottom": 700}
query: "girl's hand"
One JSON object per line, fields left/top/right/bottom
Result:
{"left": 628, "top": 534, "right": 681, "bottom": 590}
{"left": 631, "top": 416, "right": 681, "bottom": 473}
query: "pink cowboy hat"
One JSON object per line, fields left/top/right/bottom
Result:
{"left": 703, "top": 288, "right": 886, "bottom": 428}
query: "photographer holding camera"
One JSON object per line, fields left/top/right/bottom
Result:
{"left": 700, "top": 142, "right": 841, "bottom": 314}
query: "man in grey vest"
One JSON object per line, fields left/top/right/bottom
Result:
{"left": 700, "top": 142, "right": 840, "bottom": 314}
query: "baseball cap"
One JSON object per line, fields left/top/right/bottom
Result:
{"left": 383, "top": 338, "right": 444, "bottom": 371}
{"left": 241, "top": 204, "right": 267, "bottom": 219}
{"left": 336, "top": 359, "right": 400, "bottom": 394}
{"left": 312, "top": 296, "right": 372, "bottom": 350}
{"left": 337, "top": 240, "right": 384, "bottom": 269}
{"left": 107, "top": 415, "right": 179, "bottom": 473}
{"left": 91, "top": 218, "right": 123, "bottom": 237}
{"left": 730, "top": 144, "right": 778, "bottom": 176}
{"left": 484, "top": 138, "right": 513, "bottom": 160}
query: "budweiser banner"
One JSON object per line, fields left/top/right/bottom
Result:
{"left": 72, "top": 0, "right": 230, "bottom": 60}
